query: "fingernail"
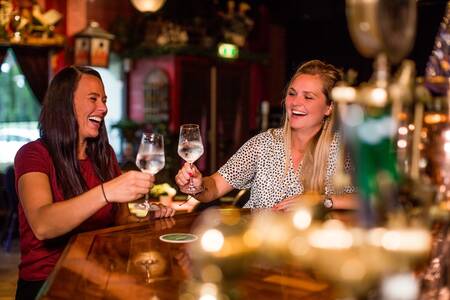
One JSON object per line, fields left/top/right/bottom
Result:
{"left": 188, "top": 172, "right": 193, "bottom": 177}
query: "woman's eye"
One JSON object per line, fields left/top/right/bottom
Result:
{"left": 288, "top": 91, "right": 296, "bottom": 96}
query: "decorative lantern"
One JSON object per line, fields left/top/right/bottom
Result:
{"left": 130, "top": 0, "right": 166, "bottom": 13}
{"left": 74, "top": 21, "right": 114, "bottom": 68}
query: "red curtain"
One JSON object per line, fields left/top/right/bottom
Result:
{"left": 0, "top": 48, "right": 6, "bottom": 64}
{"left": 12, "top": 46, "right": 51, "bottom": 104}
{"left": 0, "top": 46, "right": 52, "bottom": 104}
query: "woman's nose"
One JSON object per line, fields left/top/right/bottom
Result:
{"left": 289, "top": 95, "right": 304, "bottom": 105}
{"left": 97, "top": 101, "right": 108, "bottom": 114}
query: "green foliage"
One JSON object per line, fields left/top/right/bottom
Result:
{"left": 0, "top": 49, "right": 41, "bottom": 123}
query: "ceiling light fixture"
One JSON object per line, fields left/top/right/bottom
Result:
{"left": 130, "top": 0, "right": 166, "bottom": 13}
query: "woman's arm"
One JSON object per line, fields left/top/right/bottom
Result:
{"left": 193, "top": 173, "right": 234, "bottom": 202}
{"left": 175, "top": 163, "right": 234, "bottom": 203}
{"left": 19, "top": 170, "right": 154, "bottom": 240}
{"left": 331, "top": 193, "right": 359, "bottom": 210}
{"left": 273, "top": 192, "right": 359, "bottom": 212}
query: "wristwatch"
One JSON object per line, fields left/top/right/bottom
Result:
{"left": 323, "top": 196, "right": 333, "bottom": 209}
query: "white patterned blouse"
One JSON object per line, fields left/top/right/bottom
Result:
{"left": 218, "top": 128, "right": 355, "bottom": 208}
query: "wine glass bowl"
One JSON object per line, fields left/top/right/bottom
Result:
{"left": 133, "top": 133, "right": 165, "bottom": 212}
{"left": 177, "top": 140, "right": 204, "bottom": 164}
{"left": 136, "top": 133, "right": 165, "bottom": 175}
{"left": 177, "top": 124, "right": 204, "bottom": 194}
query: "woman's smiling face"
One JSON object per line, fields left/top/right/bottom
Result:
{"left": 285, "top": 74, "right": 332, "bottom": 132}
{"left": 73, "top": 74, "right": 107, "bottom": 142}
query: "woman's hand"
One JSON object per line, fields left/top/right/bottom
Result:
{"left": 272, "top": 195, "right": 302, "bottom": 212}
{"left": 273, "top": 193, "right": 322, "bottom": 212}
{"left": 104, "top": 171, "right": 155, "bottom": 203}
{"left": 151, "top": 203, "right": 176, "bottom": 219}
{"left": 175, "top": 162, "right": 204, "bottom": 194}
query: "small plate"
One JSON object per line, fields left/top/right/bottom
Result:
{"left": 159, "top": 233, "right": 198, "bottom": 243}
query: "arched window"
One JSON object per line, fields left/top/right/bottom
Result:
{"left": 143, "top": 69, "right": 169, "bottom": 123}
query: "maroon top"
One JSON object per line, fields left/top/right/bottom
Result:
{"left": 14, "top": 139, "right": 121, "bottom": 281}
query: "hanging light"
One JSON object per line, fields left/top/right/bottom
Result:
{"left": 130, "top": 0, "right": 166, "bottom": 13}
{"left": 74, "top": 21, "right": 115, "bottom": 68}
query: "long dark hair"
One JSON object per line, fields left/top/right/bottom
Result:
{"left": 39, "top": 66, "right": 117, "bottom": 199}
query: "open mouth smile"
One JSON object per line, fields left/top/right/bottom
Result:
{"left": 88, "top": 116, "right": 103, "bottom": 126}
{"left": 291, "top": 109, "right": 307, "bottom": 117}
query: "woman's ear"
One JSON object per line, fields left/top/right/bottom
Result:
{"left": 325, "top": 102, "right": 333, "bottom": 116}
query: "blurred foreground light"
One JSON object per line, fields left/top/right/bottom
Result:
{"left": 367, "top": 227, "right": 387, "bottom": 247}
{"left": 444, "top": 129, "right": 450, "bottom": 141}
{"left": 397, "top": 139, "right": 407, "bottom": 149}
{"left": 398, "top": 126, "right": 408, "bottom": 135}
{"left": 381, "top": 229, "right": 430, "bottom": 253}
{"left": 201, "top": 229, "right": 224, "bottom": 253}
{"left": 200, "top": 283, "right": 218, "bottom": 299}
{"left": 340, "top": 258, "right": 366, "bottom": 281}
{"left": 292, "top": 209, "right": 312, "bottom": 230}
{"left": 288, "top": 236, "right": 310, "bottom": 256}
{"left": 444, "top": 142, "right": 450, "bottom": 154}
{"left": 424, "top": 113, "right": 447, "bottom": 124}
{"left": 370, "top": 87, "right": 388, "bottom": 107}
{"left": 243, "top": 229, "right": 262, "bottom": 248}
{"left": 331, "top": 86, "right": 356, "bottom": 103}
{"left": 199, "top": 295, "right": 217, "bottom": 300}
{"left": 201, "top": 264, "right": 222, "bottom": 283}
{"left": 198, "top": 283, "right": 220, "bottom": 300}
{"left": 381, "top": 272, "right": 419, "bottom": 300}
{"left": 250, "top": 211, "right": 290, "bottom": 247}
{"left": 309, "top": 220, "right": 353, "bottom": 249}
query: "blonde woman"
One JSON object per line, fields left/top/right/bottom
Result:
{"left": 175, "top": 60, "right": 357, "bottom": 210}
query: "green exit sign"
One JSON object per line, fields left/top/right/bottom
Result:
{"left": 218, "top": 43, "right": 239, "bottom": 59}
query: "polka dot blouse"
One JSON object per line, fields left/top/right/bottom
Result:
{"left": 218, "top": 128, "right": 355, "bottom": 208}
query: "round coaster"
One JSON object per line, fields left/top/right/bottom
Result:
{"left": 159, "top": 233, "right": 198, "bottom": 243}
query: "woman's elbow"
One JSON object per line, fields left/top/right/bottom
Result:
{"left": 32, "top": 225, "right": 55, "bottom": 240}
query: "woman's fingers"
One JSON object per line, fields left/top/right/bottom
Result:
{"left": 106, "top": 171, "right": 158, "bottom": 203}
{"left": 175, "top": 166, "right": 192, "bottom": 186}
{"left": 273, "top": 197, "right": 297, "bottom": 211}
{"left": 152, "top": 204, "right": 175, "bottom": 219}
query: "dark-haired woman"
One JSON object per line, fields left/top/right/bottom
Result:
{"left": 14, "top": 66, "right": 174, "bottom": 300}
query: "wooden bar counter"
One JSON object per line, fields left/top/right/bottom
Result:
{"left": 38, "top": 210, "right": 333, "bottom": 300}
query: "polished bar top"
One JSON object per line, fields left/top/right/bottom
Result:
{"left": 38, "top": 211, "right": 334, "bottom": 300}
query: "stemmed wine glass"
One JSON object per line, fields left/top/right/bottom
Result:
{"left": 135, "top": 133, "right": 165, "bottom": 210}
{"left": 177, "top": 124, "right": 204, "bottom": 195}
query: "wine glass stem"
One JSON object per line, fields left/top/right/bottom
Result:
{"left": 188, "top": 163, "right": 195, "bottom": 192}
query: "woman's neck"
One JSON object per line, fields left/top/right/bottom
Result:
{"left": 290, "top": 125, "right": 321, "bottom": 152}
{"left": 289, "top": 126, "right": 321, "bottom": 170}
{"left": 77, "top": 140, "right": 87, "bottom": 160}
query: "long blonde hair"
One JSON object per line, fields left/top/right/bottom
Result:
{"left": 282, "top": 60, "right": 342, "bottom": 193}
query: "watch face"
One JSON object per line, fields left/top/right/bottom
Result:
{"left": 323, "top": 198, "right": 333, "bottom": 209}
